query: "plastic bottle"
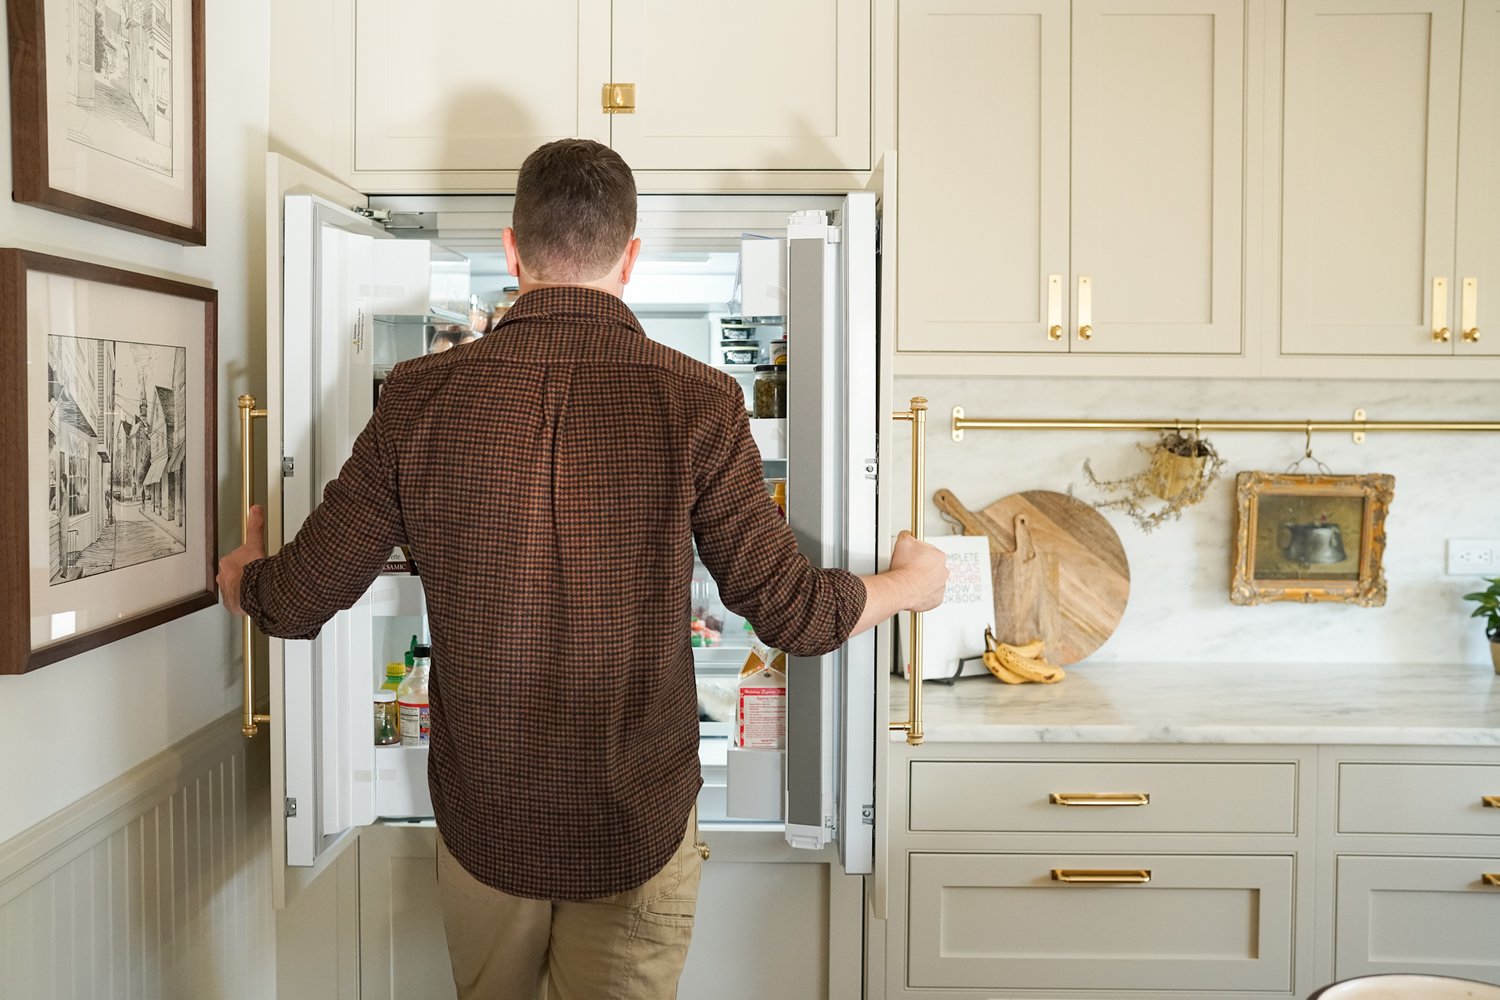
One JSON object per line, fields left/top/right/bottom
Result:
{"left": 379, "top": 660, "right": 406, "bottom": 693}
{"left": 397, "top": 643, "right": 431, "bottom": 747}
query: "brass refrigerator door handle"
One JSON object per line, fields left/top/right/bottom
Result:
{"left": 1049, "top": 793, "right": 1151, "bottom": 807}
{"left": 238, "top": 395, "right": 271, "bottom": 738}
{"left": 1051, "top": 869, "right": 1152, "bottom": 884}
{"left": 1484, "top": 873, "right": 1499, "bottom": 887}
{"left": 889, "top": 396, "right": 929, "bottom": 747}
{"left": 1483, "top": 795, "right": 1500, "bottom": 808}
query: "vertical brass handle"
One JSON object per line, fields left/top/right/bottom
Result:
{"left": 238, "top": 395, "right": 271, "bottom": 739}
{"left": 1051, "top": 869, "right": 1152, "bottom": 884}
{"left": 1047, "top": 274, "right": 1063, "bottom": 341}
{"left": 1461, "top": 278, "right": 1479, "bottom": 342}
{"left": 890, "top": 396, "right": 929, "bottom": 747}
{"left": 1433, "top": 277, "right": 1450, "bottom": 342}
{"left": 1077, "top": 275, "right": 1093, "bottom": 341}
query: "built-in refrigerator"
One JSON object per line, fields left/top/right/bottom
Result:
{"left": 252, "top": 155, "right": 895, "bottom": 995}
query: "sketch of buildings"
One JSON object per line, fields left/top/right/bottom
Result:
{"left": 47, "top": 335, "right": 187, "bottom": 584}
{"left": 57, "top": 0, "right": 174, "bottom": 177}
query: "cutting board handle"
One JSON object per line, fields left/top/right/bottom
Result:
{"left": 933, "top": 488, "right": 990, "bottom": 537}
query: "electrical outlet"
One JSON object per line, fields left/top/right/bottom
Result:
{"left": 1446, "top": 538, "right": 1498, "bottom": 575}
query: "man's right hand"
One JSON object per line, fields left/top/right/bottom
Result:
{"left": 888, "top": 530, "right": 949, "bottom": 612}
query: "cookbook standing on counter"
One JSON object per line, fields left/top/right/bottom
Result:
{"left": 216, "top": 139, "right": 948, "bottom": 999}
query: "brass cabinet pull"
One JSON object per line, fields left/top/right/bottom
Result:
{"left": 1483, "top": 796, "right": 1500, "bottom": 808}
{"left": 890, "top": 397, "right": 930, "bottom": 747}
{"left": 1484, "top": 873, "right": 1499, "bottom": 887}
{"left": 1433, "top": 276, "right": 1451, "bottom": 342}
{"left": 1049, "top": 792, "right": 1150, "bottom": 807}
{"left": 238, "top": 395, "right": 272, "bottom": 739}
{"left": 1077, "top": 275, "right": 1093, "bottom": 341}
{"left": 601, "top": 82, "right": 636, "bottom": 114}
{"left": 1052, "top": 869, "right": 1152, "bottom": 884}
{"left": 1047, "top": 274, "right": 1063, "bottom": 341}
{"left": 695, "top": 842, "right": 711, "bottom": 861}
{"left": 1461, "top": 277, "right": 1479, "bottom": 342}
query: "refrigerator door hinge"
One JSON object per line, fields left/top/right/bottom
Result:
{"left": 351, "top": 206, "right": 392, "bottom": 225}
{"left": 827, "top": 226, "right": 842, "bottom": 245}
{"left": 285, "top": 797, "right": 298, "bottom": 818}
{"left": 863, "top": 458, "right": 878, "bottom": 481}
{"left": 281, "top": 456, "right": 295, "bottom": 478}
{"left": 862, "top": 804, "right": 875, "bottom": 825}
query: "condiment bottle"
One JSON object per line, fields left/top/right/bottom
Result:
{"left": 373, "top": 691, "right": 399, "bottom": 746}
{"left": 397, "top": 644, "right": 432, "bottom": 747}
{"left": 380, "top": 660, "right": 406, "bottom": 692}
{"left": 770, "top": 479, "right": 787, "bottom": 519}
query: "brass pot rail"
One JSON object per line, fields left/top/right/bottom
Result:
{"left": 891, "top": 397, "right": 929, "bottom": 747}
{"left": 950, "top": 408, "right": 1500, "bottom": 443}
{"left": 239, "top": 394, "right": 271, "bottom": 738}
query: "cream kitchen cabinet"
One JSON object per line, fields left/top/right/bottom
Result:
{"left": 1276, "top": 0, "right": 1500, "bottom": 368}
{"left": 895, "top": 0, "right": 1246, "bottom": 369}
{"left": 345, "top": 0, "right": 870, "bottom": 184}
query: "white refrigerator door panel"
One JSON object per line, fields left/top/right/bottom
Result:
{"left": 280, "top": 196, "right": 433, "bottom": 875}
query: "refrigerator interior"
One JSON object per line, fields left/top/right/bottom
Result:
{"left": 356, "top": 194, "right": 850, "bottom": 826}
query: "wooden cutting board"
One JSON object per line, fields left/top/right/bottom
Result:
{"left": 933, "top": 488, "right": 1130, "bottom": 665}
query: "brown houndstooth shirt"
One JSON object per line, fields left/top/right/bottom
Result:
{"left": 241, "top": 286, "right": 866, "bottom": 900}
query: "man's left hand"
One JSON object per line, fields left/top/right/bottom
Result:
{"left": 217, "top": 504, "right": 266, "bottom": 616}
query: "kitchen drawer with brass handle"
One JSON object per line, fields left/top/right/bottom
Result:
{"left": 909, "top": 760, "right": 1295, "bottom": 834}
{"left": 1337, "top": 763, "right": 1500, "bottom": 836}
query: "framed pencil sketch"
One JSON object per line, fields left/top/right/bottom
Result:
{"left": 8, "top": 0, "right": 206, "bottom": 244}
{"left": 0, "top": 250, "right": 217, "bottom": 674}
{"left": 1230, "top": 471, "right": 1395, "bottom": 607}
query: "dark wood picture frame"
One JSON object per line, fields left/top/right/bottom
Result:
{"left": 1231, "top": 471, "right": 1395, "bottom": 607}
{"left": 0, "top": 250, "right": 217, "bottom": 674}
{"left": 7, "top": 0, "right": 206, "bottom": 245}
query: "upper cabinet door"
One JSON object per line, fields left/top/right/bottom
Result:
{"left": 1281, "top": 0, "right": 1464, "bottom": 356}
{"left": 352, "top": 0, "right": 610, "bottom": 172}
{"left": 1455, "top": 0, "right": 1500, "bottom": 356}
{"left": 1070, "top": 0, "right": 1244, "bottom": 355}
{"left": 896, "top": 0, "right": 1071, "bottom": 353}
{"left": 607, "top": 0, "right": 871, "bottom": 171}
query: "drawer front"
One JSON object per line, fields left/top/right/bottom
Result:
{"left": 1335, "top": 855, "right": 1500, "bottom": 984}
{"left": 907, "top": 852, "right": 1294, "bottom": 991}
{"left": 909, "top": 760, "right": 1297, "bottom": 834}
{"left": 1339, "top": 763, "right": 1500, "bottom": 836}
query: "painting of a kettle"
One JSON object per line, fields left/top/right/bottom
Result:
{"left": 1278, "top": 521, "right": 1347, "bottom": 565}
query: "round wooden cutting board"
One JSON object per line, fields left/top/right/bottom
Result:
{"left": 933, "top": 488, "right": 1130, "bottom": 666}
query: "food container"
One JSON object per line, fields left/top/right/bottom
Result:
{"left": 722, "top": 340, "right": 760, "bottom": 366}
{"left": 752, "top": 365, "right": 787, "bottom": 418}
{"left": 770, "top": 339, "right": 788, "bottom": 365}
{"left": 374, "top": 691, "right": 399, "bottom": 746}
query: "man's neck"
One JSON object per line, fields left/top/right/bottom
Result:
{"left": 517, "top": 277, "right": 623, "bottom": 299}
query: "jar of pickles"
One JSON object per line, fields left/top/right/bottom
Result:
{"left": 752, "top": 365, "right": 786, "bottom": 418}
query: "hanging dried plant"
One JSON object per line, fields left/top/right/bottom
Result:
{"left": 1077, "top": 432, "right": 1227, "bottom": 532}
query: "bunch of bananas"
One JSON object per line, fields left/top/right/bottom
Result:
{"left": 981, "top": 626, "right": 1066, "bottom": 684}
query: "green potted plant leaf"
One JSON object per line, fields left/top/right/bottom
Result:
{"left": 1461, "top": 575, "right": 1500, "bottom": 673}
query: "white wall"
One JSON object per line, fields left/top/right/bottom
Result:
{"left": 0, "top": 3, "right": 271, "bottom": 845}
{"left": 894, "top": 375, "right": 1500, "bottom": 668}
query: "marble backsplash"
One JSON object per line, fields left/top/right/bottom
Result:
{"left": 891, "top": 375, "right": 1500, "bottom": 667}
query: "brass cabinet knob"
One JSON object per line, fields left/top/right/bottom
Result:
{"left": 694, "top": 841, "right": 710, "bottom": 861}
{"left": 1048, "top": 324, "right": 1063, "bottom": 341}
{"left": 1433, "top": 326, "right": 1451, "bottom": 343}
{"left": 1463, "top": 327, "right": 1481, "bottom": 343}
{"left": 1078, "top": 324, "right": 1093, "bottom": 341}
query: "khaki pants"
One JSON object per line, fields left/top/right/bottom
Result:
{"left": 436, "top": 808, "right": 701, "bottom": 1000}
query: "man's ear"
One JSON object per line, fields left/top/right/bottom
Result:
{"left": 619, "top": 237, "right": 643, "bottom": 285}
{"left": 501, "top": 227, "right": 522, "bottom": 278}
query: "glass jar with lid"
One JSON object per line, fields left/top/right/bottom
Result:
{"left": 752, "top": 365, "right": 787, "bottom": 419}
{"left": 374, "top": 691, "right": 399, "bottom": 746}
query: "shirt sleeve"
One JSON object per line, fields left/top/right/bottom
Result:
{"left": 690, "top": 398, "right": 867, "bottom": 657}
{"left": 239, "top": 399, "right": 407, "bottom": 641}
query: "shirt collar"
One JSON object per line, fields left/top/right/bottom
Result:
{"left": 496, "top": 286, "right": 645, "bottom": 336}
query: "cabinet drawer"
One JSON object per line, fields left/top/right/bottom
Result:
{"left": 907, "top": 852, "right": 1294, "bottom": 991}
{"left": 909, "top": 760, "right": 1297, "bottom": 834}
{"left": 1335, "top": 855, "right": 1500, "bottom": 984}
{"left": 1338, "top": 763, "right": 1500, "bottom": 836}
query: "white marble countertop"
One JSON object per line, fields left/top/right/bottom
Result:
{"left": 890, "top": 660, "right": 1500, "bottom": 745}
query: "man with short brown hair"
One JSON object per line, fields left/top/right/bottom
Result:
{"left": 218, "top": 138, "right": 947, "bottom": 999}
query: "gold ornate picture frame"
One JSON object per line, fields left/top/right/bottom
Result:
{"left": 1231, "top": 472, "right": 1394, "bottom": 607}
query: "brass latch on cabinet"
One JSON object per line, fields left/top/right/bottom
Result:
{"left": 602, "top": 83, "right": 636, "bottom": 114}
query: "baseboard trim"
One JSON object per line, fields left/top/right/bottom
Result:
{"left": 0, "top": 710, "right": 251, "bottom": 906}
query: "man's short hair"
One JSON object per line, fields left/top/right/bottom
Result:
{"left": 513, "top": 139, "right": 637, "bottom": 283}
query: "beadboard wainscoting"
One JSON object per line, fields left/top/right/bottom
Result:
{"left": 0, "top": 714, "right": 274, "bottom": 1000}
